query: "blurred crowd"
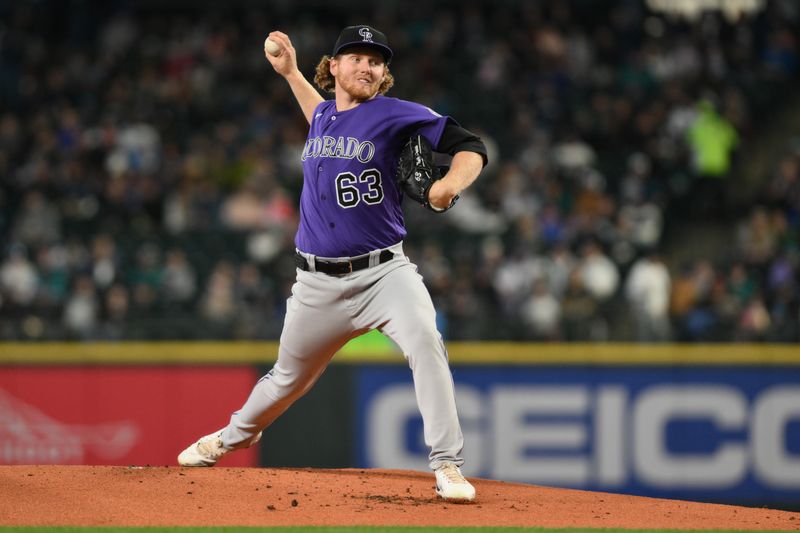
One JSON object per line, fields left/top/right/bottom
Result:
{"left": 0, "top": 0, "right": 798, "bottom": 341}
{"left": 666, "top": 144, "right": 800, "bottom": 342}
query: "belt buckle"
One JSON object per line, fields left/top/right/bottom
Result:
{"left": 346, "top": 260, "right": 353, "bottom": 273}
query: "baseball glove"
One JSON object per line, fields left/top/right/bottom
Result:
{"left": 395, "top": 134, "right": 458, "bottom": 212}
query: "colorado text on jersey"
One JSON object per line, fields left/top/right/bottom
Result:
{"left": 301, "top": 135, "right": 376, "bottom": 163}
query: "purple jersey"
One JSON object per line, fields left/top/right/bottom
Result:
{"left": 295, "top": 95, "right": 450, "bottom": 257}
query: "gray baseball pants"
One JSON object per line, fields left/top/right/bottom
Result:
{"left": 220, "top": 242, "right": 465, "bottom": 470}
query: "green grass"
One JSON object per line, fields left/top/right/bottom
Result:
{"left": 0, "top": 526, "right": 788, "bottom": 533}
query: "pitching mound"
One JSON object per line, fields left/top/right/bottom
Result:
{"left": 1, "top": 465, "right": 798, "bottom": 529}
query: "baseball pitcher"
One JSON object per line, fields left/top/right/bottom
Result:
{"left": 178, "top": 24, "right": 487, "bottom": 502}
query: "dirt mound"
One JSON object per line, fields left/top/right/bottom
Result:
{"left": 1, "top": 465, "right": 797, "bottom": 529}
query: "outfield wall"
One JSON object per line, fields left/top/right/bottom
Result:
{"left": 1, "top": 342, "right": 798, "bottom": 509}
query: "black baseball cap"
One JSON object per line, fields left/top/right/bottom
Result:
{"left": 332, "top": 25, "right": 393, "bottom": 64}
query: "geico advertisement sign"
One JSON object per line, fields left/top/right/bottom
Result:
{"left": 356, "top": 367, "right": 800, "bottom": 497}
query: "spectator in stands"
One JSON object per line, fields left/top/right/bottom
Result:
{"left": 201, "top": 261, "right": 237, "bottom": 325}
{"left": 63, "top": 276, "right": 99, "bottom": 338}
{"left": 91, "top": 234, "right": 119, "bottom": 292}
{"left": 520, "top": 279, "right": 562, "bottom": 340}
{"left": 624, "top": 251, "right": 671, "bottom": 341}
{"left": 12, "top": 191, "right": 61, "bottom": 247}
{"left": 129, "top": 243, "right": 163, "bottom": 310}
{"left": 233, "top": 262, "right": 275, "bottom": 338}
{"left": 618, "top": 196, "right": 664, "bottom": 254}
{"left": 736, "top": 207, "right": 778, "bottom": 266}
{"left": 100, "top": 283, "right": 131, "bottom": 340}
{"left": 162, "top": 249, "right": 198, "bottom": 309}
{"left": 577, "top": 240, "right": 619, "bottom": 303}
{"left": 0, "top": 245, "right": 38, "bottom": 311}
{"left": 561, "top": 269, "right": 599, "bottom": 341}
{"left": 492, "top": 248, "right": 547, "bottom": 317}
{"left": 736, "top": 294, "right": 772, "bottom": 341}
{"left": 685, "top": 98, "right": 739, "bottom": 216}
{"left": 35, "top": 244, "right": 70, "bottom": 311}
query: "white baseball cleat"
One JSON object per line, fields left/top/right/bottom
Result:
{"left": 177, "top": 429, "right": 262, "bottom": 467}
{"left": 434, "top": 462, "right": 476, "bottom": 502}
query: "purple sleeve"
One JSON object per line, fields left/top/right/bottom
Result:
{"left": 387, "top": 99, "right": 453, "bottom": 148}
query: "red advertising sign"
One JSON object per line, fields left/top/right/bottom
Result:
{"left": 0, "top": 366, "right": 259, "bottom": 467}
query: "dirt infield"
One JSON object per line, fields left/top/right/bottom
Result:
{"left": 0, "top": 465, "right": 798, "bottom": 529}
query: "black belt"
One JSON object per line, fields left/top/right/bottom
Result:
{"left": 295, "top": 250, "right": 395, "bottom": 276}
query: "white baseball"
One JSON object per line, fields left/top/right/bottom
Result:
{"left": 264, "top": 38, "right": 280, "bottom": 56}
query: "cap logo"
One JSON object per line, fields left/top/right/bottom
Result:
{"left": 359, "top": 27, "right": 373, "bottom": 42}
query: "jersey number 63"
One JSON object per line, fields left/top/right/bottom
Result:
{"left": 335, "top": 169, "right": 384, "bottom": 208}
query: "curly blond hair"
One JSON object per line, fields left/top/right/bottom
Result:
{"left": 314, "top": 55, "right": 395, "bottom": 95}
